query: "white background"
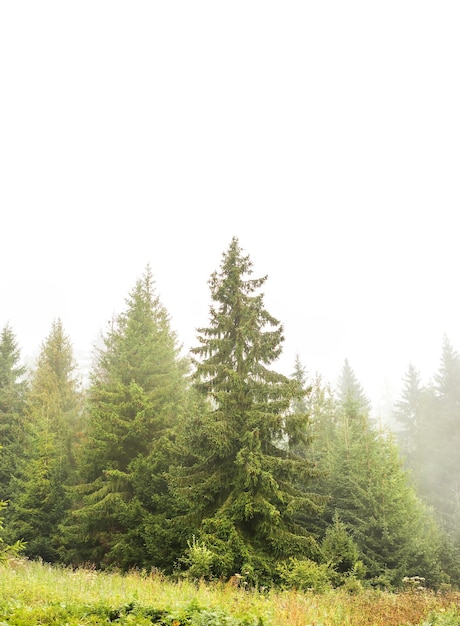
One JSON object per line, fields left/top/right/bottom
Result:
{"left": 1, "top": 2, "right": 459, "bottom": 420}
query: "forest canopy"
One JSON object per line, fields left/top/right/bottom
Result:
{"left": 1, "top": 238, "right": 459, "bottom": 590}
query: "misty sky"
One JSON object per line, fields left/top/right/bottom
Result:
{"left": 1, "top": 3, "right": 459, "bottom": 419}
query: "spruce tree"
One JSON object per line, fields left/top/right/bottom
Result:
{"left": 64, "top": 266, "right": 187, "bottom": 568}
{"left": 290, "top": 355, "right": 309, "bottom": 416}
{"left": 414, "top": 337, "right": 460, "bottom": 570}
{"left": 393, "top": 362, "right": 424, "bottom": 464}
{"left": 393, "top": 341, "right": 460, "bottom": 585}
{"left": 313, "top": 362, "right": 444, "bottom": 588}
{"left": 282, "top": 355, "right": 314, "bottom": 461}
{"left": 6, "top": 319, "right": 82, "bottom": 561}
{"left": 432, "top": 337, "right": 460, "bottom": 521}
{"left": 0, "top": 325, "right": 27, "bottom": 500}
{"left": 399, "top": 340, "right": 460, "bottom": 529}
{"left": 0, "top": 499, "right": 24, "bottom": 563}
{"left": 173, "top": 238, "right": 321, "bottom": 583}
{"left": 336, "top": 359, "right": 371, "bottom": 416}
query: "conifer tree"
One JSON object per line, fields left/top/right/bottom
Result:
{"left": 6, "top": 319, "right": 82, "bottom": 561}
{"left": 393, "top": 341, "right": 460, "bottom": 585}
{"left": 0, "top": 325, "right": 27, "bottom": 500}
{"left": 291, "top": 355, "right": 309, "bottom": 416}
{"left": 63, "top": 266, "right": 187, "bottom": 568}
{"left": 428, "top": 338, "right": 460, "bottom": 576}
{"left": 313, "top": 362, "right": 444, "bottom": 587}
{"left": 432, "top": 336, "right": 460, "bottom": 515}
{"left": 0, "top": 500, "right": 24, "bottom": 563}
{"left": 336, "top": 359, "right": 371, "bottom": 416}
{"left": 173, "top": 238, "right": 321, "bottom": 583}
{"left": 414, "top": 338, "right": 460, "bottom": 556}
{"left": 393, "top": 362, "right": 424, "bottom": 464}
{"left": 306, "top": 374, "right": 336, "bottom": 460}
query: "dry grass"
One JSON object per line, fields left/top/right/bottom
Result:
{"left": 1, "top": 559, "right": 459, "bottom": 625}
{"left": 271, "top": 588, "right": 460, "bottom": 626}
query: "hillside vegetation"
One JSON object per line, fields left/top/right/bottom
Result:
{"left": 1, "top": 559, "right": 460, "bottom": 626}
{"left": 1, "top": 238, "right": 460, "bottom": 590}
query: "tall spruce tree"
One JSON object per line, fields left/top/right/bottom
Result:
{"left": 173, "top": 238, "right": 321, "bottom": 583}
{"left": 63, "top": 266, "right": 187, "bottom": 568}
{"left": 6, "top": 319, "right": 82, "bottom": 561}
{"left": 0, "top": 325, "right": 27, "bottom": 501}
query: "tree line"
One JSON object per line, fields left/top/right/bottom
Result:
{"left": 1, "top": 237, "right": 459, "bottom": 589}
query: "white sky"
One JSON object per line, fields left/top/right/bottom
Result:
{"left": 1, "top": 2, "right": 459, "bottom": 419}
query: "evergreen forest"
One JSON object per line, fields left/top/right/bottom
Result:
{"left": 1, "top": 237, "right": 460, "bottom": 590}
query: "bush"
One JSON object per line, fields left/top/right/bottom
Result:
{"left": 179, "top": 536, "right": 216, "bottom": 580}
{"left": 277, "top": 557, "right": 333, "bottom": 591}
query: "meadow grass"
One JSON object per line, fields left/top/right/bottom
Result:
{"left": 1, "top": 559, "right": 459, "bottom": 625}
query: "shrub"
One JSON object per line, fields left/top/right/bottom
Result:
{"left": 180, "top": 536, "right": 216, "bottom": 580}
{"left": 277, "top": 557, "right": 332, "bottom": 591}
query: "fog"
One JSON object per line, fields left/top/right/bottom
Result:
{"left": 1, "top": 3, "right": 459, "bottom": 422}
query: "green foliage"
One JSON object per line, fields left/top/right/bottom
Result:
{"left": 0, "top": 325, "right": 27, "bottom": 392}
{"left": 179, "top": 535, "right": 217, "bottom": 580}
{"left": 321, "top": 513, "right": 362, "bottom": 579}
{"left": 2, "top": 256, "right": 460, "bottom": 591}
{"left": 393, "top": 362, "right": 424, "bottom": 464}
{"left": 0, "top": 500, "right": 25, "bottom": 563}
{"left": 0, "top": 600, "right": 255, "bottom": 626}
{"left": 173, "top": 238, "right": 321, "bottom": 583}
{"left": 5, "top": 319, "right": 82, "bottom": 561}
{"left": 0, "top": 559, "right": 458, "bottom": 626}
{"left": 394, "top": 337, "right": 460, "bottom": 585}
{"left": 336, "top": 359, "right": 370, "bottom": 416}
{"left": 310, "top": 360, "right": 445, "bottom": 589}
{"left": 277, "top": 557, "right": 332, "bottom": 591}
{"left": 276, "top": 514, "right": 365, "bottom": 591}
{"left": 0, "top": 324, "right": 27, "bottom": 499}
{"left": 417, "top": 609, "right": 460, "bottom": 626}
{"left": 63, "top": 266, "right": 188, "bottom": 569}
{"left": 191, "top": 608, "right": 248, "bottom": 626}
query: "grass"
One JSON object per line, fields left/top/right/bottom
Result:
{"left": 1, "top": 559, "right": 459, "bottom": 625}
